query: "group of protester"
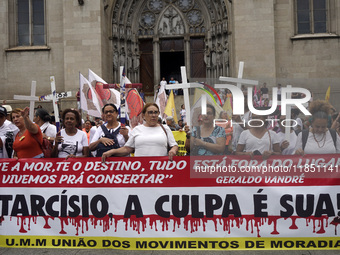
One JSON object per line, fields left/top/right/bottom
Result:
{"left": 185, "top": 99, "right": 340, "bottom": 158}
{"left": 0, "top": 103, "right": 179, "bottom": 162}
{"left": 0, "top": 93, "right": 339, "bottom": 162}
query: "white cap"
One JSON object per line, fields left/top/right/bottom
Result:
{"left": 2, "top": 105, "right": 12, "bottom": 114}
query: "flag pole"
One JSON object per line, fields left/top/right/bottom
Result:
{"left": 50, "top": 76, "right": 60, "bottom": 132}
{"left": 119, "top": 66, "right": 126, "bottom": 124}
{"left": 78, "top": 72, "right": 84, "bottom": 124}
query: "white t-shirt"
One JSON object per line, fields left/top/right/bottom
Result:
{"left": 57, "top": 129, "right": 88, "bottom": 158}
{"left": 90, "top": 122, "right": 130, "bottom": 148}
{"left": 232, "top": 123, "right": 244, "bottom": 151}
{"left": 277, "top": 87, "right": 281, "bottom": 96}
{"left": 40, "top": 122, "right": 57, "bottom": 138}
{"left": 4, "top": 120, "right": 19, "bottom": 135}
{"left": 295, "top": 130, "right": 340, "bottom": 154}
{"left": 125, "top": 125, "right": 177, "bottom": 156}
{"left": 242, "top": 111, "right": 252, "bottom": 123}
{"left": 90, "top": 126, "right": 97, "bottom": 140}
{"left": 238, "top": 129, "right": 280, "bottom": 154}
{"left": 293, "top": 118, "right": 303, "bottom": 131}
{"left": 0, "top": 122, "right": 13, "bottom": 158}
{"left": 276, "top": 131, "right": 298, "bottom": 155}
{"left": 180, "top": 109, "right": 186, "bottom": 123}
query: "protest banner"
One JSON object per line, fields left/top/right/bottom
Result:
{"left": 0, "top": 156, "right": 340, "bottom": 250}
{"left": 172, "top": 131, "right": 187, "bottom": 156}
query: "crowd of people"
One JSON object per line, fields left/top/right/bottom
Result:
{"left": 184, "top": 99, "right": 340, "bottom": 158}
{"left": 0, "top": 102, "right": 179, "bottom": 161}
{"left": 0, "top": 87, "right": 339, "bottom": 161}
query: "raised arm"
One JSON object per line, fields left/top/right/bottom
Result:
{"left": 22, "top": 107, "right": 39, "bottom": 135}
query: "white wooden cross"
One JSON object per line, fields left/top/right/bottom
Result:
{"left": 13, "top": 81, "right": 39, "bottom": 121}
{"left": 39, "top": 91, "right": 72, "bottom": 101}
{"left": 236, "top": 61, "right": 245, "bottom": 89}
{"left": 215, "top": 61, "right": 259, "bottom": 115}
{"left": 165, "top": 66, "right": 203, "bottom": 127}
{"left": 218, "top": 61, "right": 258, "bottom": 88}
{"left": 50, "top": 76, "right": 61, "bottom": 132}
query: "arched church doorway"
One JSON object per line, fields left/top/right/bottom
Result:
{"left": 160, "top": 51, "right": 184, "bottom": 84}
{"left": 111, "top": 0, "right": 230, "bottom": 95}
{"left": 159, "top": 37, "right": 185, "bottom": 84}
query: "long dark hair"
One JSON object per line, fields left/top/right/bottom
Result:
{"left": 35, "top": 108, "right": 51, "bottom": 122}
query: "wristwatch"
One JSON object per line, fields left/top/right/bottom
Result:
{"left": 47, "top": 137, "right": 51, "bottom": 140}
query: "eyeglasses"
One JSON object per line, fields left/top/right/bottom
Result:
{"left": 104, "top": 110, "right": 116, "bottom": 114}
{"left": 147, "top": 111, "right": 159, "bottom": 115}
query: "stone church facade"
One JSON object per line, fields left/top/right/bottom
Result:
{"left": 0, "top": 0, "right": 339, "bottom": 110}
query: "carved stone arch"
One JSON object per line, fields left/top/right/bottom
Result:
{"left": 184, "top": 0, "right": 210, "bottom": 34}
{"left": 194, "top": 0, "right": 212, "bottom": 31}
{"left": 110, "top": 0, "right": 231, "bottom": 91}
{"left": 130, "top": 0, "right": 150, "bottom": 34}
{"left": 155, "top": 4, "right": 188, "bottom": 36}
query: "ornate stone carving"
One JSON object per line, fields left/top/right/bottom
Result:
{"left": 119, "top": 25, "right": 125, "bottom": 40}
{"left": 112, "top": 0, "right": 230, "bottom": 81}
{"left": 216, "top": 42, "right": 223, "bottom": 66}
{"left": 158, "top": 7, "right": 185, "bottom": 36}
{"left": 204, "top": 44, "right": 211, "bottom": 68}
{"left": 119, "top": 46, "right": 125, "bottom": 66}
{"left": 141, "top": 12, "right": 156, "bottom": 28}
{"left": 223, "top": 41, "right": 229, "bottom": 66}
{"left": 187, "top": 9, "right": 202, "bottom": 26}
{"left": 113, "top": 45, "right": 119, "bottom": 71}
{"left": 177, "top": 0, "right": 193, "bottom": 11}
{"left": 149, "top": 0, "right": 164, "bottom": 12}
{"left": 211, "top": 43, "right": 216, "bottom": 68}
{"left": 127, "top": 47, "right": 133, "bottom": 72}
{"left": 133, "top": 47, "right": 140, "bottom": 72}
{"left": 112, "top": 24, "right": 118, "bottom": 38}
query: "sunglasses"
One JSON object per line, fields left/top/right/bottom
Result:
{"left": 147, "top": 111, "right": 160, "bottom": 115}
{"left": 104, "top": 110, "right": 116, "bottom": 114}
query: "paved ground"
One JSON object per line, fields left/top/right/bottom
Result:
{"left": 0, "top": 249, "right": 339, "bottom": 254}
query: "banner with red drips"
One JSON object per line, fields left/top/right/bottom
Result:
{"left": 0, "top": 156, "right": 340, "bottom": 250}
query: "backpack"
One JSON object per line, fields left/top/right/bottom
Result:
{"left": 302, "top": 129, "right": 337, "bottom": 150}
{"left": 40, "top": 138, "right": 53, "bottom": 158}
{"left": 96, "top": 124, "right": 121, "bottom": 157}
{"left": 4, "top": 131, "right": 14, "bottom": 157}
{"left": 33, "top": 131, "right": 53, "bottom": 158}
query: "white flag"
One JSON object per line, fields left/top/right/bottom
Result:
{"left": 155, "top": 84, "right": 168, "bottom": 119}
{"left": 79, "top": 73, "right": 102, "bottom": 117}
{"left": 119, "top": 67, "right": 132, "bottom": 121}
{"left": 88, "top": 69, "right": 121, "bottom": 110}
